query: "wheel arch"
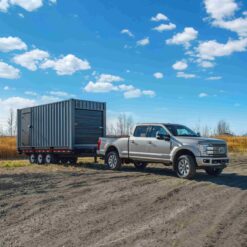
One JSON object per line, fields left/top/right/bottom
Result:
{"left": 172, "top": 149, "right": 197, "bottom": 169}
{"left": 105, "top": 145, "right": 120, "bottom": 157}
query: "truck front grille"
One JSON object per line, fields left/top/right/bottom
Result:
{"left": 207, "top": 144, "right": 227, "bottom": 156}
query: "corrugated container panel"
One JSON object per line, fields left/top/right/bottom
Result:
{"left": 17, "top": 99, "right": 106, "bottom": 150}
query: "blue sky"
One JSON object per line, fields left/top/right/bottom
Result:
{"left": 0, "top": 0, "right": 247, "bottom": 134}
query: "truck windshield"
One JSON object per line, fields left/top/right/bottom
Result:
{"left": 164, "top": 124, "right": 197, "bottom": 137}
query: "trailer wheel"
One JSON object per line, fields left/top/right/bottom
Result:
{"left": 45, "top": 154, "right": 55, "bottom": 164}
{"left": 29, "top": 154, "right": 37, "bottom": 164}
{"left": 37, "top": 154, "right": 45, "bottom": 165}
{"left": 106, "top": 151, "right": 122, "bottom": 170}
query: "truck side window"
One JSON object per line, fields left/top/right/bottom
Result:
{"left": 134, "top": 126, "right": 149, "bottom": 137}
{"left": 149, "top": 126, "right": 167, "bottom": 138}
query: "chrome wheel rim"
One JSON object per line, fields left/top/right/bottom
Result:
{"left": 37, "top": 154, "right": 43, "bottom": 163}
{"left": 178, "top": 158, "right": 190, "bottom": 177}
{"left": 45, "top": 154, "right": 51, "bottom": 164}
{"left": 108, "top": 154, "right": 117, "bottom": 169}
{"left": 30, "top": 154, "right": 36, "bottom": 163}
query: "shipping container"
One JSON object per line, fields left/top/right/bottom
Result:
{"left": 17, "top": 99, "right": 106, "bottom": 164}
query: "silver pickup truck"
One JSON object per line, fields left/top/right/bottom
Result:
{"left": 97, "top": 123, "right": 229, "bottom": 179}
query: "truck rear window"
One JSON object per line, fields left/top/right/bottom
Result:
{"left": 134, "top": 126, "right": 149, "bottom": 137}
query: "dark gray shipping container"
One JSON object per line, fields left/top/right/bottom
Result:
{"left": 17, "top": 99, "right": 106, "bottom": 159}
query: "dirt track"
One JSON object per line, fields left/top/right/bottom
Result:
{"left": 0, "top": 155, "right": 247, "bottom": 247}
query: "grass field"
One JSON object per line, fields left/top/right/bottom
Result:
{"left": 0, "top": 135, "right": 247, "bottom": 160}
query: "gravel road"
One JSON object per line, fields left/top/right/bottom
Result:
{"left": 0, "top": 155, "right": 247, "bottom": 247}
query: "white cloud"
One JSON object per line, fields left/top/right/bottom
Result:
{"left": 198, "top": 92, "right": 208, "bottom": 98}
{"left": 121, "top": 29, "right": 134, "bottom": 37}
{"left": 137, "top": 37, "right": 150, "bottom": 46}
{"left": 243, "top": 11, "right": 247, "bottom": 16}
{"left": 177, "top": 71, "right": 196, "bottom": 79}
{"left": 0, "top": 0, "right": 10, "bottom": 12}
{"left": 153, "top": 72, "right": 164, "bottom": 79}
{"left": 0, "top": 36, "right": 27, "bottom": 52}
{"left": 124, "top": 88, "right": 142, "bottom": 99}
{"left": 213, "top": 18, "right": 247, "bottom": 37}
{"left": 84, "top": 74, "right": 123, "bottom": 93}
{"left": 18, "top": 13, "right": 24, "bottom": 17}
{"left": 118, "top": 84, "right": 135, "bottom": 91}
{"left": 166, "top": 27, "right": 198, "bottom": 47}
{"left": 49, "top": 0, "right": 56, "bottom": 4}
{"left": 25, "top": 91, "right": 38, "bottom": 96}
{"left": 49, "top": 91, "right": 74, "bottom": 97}
{"left": 151, "top": 13, "right": 168, "bottom": 22}
{"left": 40, "top": 95, "right": 60, "bottom": 104}
{"left": 142, "top": 90, "right": 156, "bottom": 97}
{"left": 206, "top": 76, "right": 222, "bottom": 80}
{"left": 4, "top": 86, "right": 9, "bottom": 90}
{"left": 204, "top": 0, "right": 238, "bottom": 20}
{"left": 40, "top": 54, "right": 91, "bottom": 75}
{"left": 153, "top": 23, "right": 176, "bottom": 32}
{"left": 172, "top": 60, "right": 188, "bottom": 70}
{"left": 0, "top": 61, "right": 20, "bottom": 79}
{"left": 0, "top": 96, "right": 36, "bottom": 129}
{"left": 199, "top": 60, "right": 215, "bottom": 68}
{"left": 13, "top": 49, "right": 49, "bottom": 71}
{"left": 196, "top": 38, "right": 247, "bottom": 60}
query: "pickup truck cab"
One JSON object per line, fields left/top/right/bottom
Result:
{"left": 97, "top": 123, "right": 229, "bottom": 179}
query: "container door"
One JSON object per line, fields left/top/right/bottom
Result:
{"left": 21, "top": 111, "right": 31, "bottom": 146}
{"left": 75, "top": 109, "right": 104, "bottom": 145}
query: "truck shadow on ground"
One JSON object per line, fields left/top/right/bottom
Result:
{"left": 76, "top": 162, "right": 247, "bottom": 191}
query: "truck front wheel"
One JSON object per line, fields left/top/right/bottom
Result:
{"left": 175, "top": 155, "right": 196, "bottom": 179}
{"left": 106, "top": 151, "right": 122, "bottom": 170}
{"left": 205, "top": 167, "right": 223, "bottom": 176}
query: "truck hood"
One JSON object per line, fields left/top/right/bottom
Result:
{"left": 173, "top": 136, "right": 226, "bottom": 146}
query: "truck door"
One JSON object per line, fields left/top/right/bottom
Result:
{"left": 146, "top": 125, "right": 171, "bottom": 161}
{"left": 21, "top": 110, "right": 31, "bottom": 147}
{"left": 129, "top": 125, "right": 150, "bottom": 160}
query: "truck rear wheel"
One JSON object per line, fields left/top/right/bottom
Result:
{"left": 134, "top": 161, "right": 148, "bottom": 170}
{"left": 175, "top": 155, "right": 196, "bottom": 179}
{"left": 29, "top": 154, "right": 37, "bottom": 164}
{"left": 37, "top": 154, "right": 45, "bottom": 165}
{"left": 106, "top": 151, "right": 122, "bottom": 170}
{"left": 205, "top": 167, "right": 223, "bottom": 176}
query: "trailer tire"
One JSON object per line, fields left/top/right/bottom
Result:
{"left": 45, "top": 154, "right": 55, "bottom": 164}
{"left": 37, "top": 154, "right": 45, "bottom": 165}
{"left": 106, "top": 151, "right": 122, "bottom": 170}
{"left": 134, "top": 161, "right": 148, "bottom": 170}
{"left": 29, "top": 154, "right": 37, "bottom": 164}
{"left": 175, "top": 154, "right": 196, "bottom": 179}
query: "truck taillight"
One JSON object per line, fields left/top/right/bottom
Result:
{"left": 97, "top": 138, "right": 102, "bottom": 150}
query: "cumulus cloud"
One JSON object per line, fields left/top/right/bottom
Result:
{"left": 121, "top": 29, "right": 134, "bottom": 37}
{"left": 0, "top": 36, "right": 27, "bottom": 52}
{"left": 137, "top": 37, "right": 150, "bottom": 46}
{"left": 25, "top": 91, "right": 38, "bottom": 96}
{"left": 13, "top": 49, "right": 49, "bottom": 71}
{"left": 84, "top": 73, "right": 155, "bottom": 99}
{"left": 177, "top": 71, "right": 196, "bottom": 79}
{"left": 153, "top": 23, "right": 176, "bottom": 32}
{"left": 0, "top": 61, "right": 20, "bottom": 79}
{"left": 204, "top": 0, "right": 238, "bottom": 20}
{"left": 198, "top": 92, "right": 208, "bottom": 98}
{"left": 196, "top": 38, "right": 247, "bottom": 60}
{"left": 172, "top": 60, "right": 188, "bottom": 70}
{"left": 198, "top": 60, "right": 215, "bottom": 68}
{"left": 49, "top": 91, "right": 73, "bottom": 97}
{"left": 40, "top": 54, "right": 91, "bottom": 75}
{"left": 206, "top": 76, "right": 222, "bottom": 80}
{"left": 151, "top": 13, "right": 168, "bottom": 22}
{"left": 0, "top": 0, "right": 43, "bottom": 12}
{"left": 166, "top": 27, "right": 198, "bottom": 47}
{"left": 153, "top": 72, "right": 164, "bottom": 79}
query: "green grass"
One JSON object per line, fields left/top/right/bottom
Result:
{"left": 0, "top": 160, "right": 30, "bottom": 168}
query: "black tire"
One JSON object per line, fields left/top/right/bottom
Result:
{"left": 205, "top": 167, "right": 223, "bottom": 176}
{"left": 105, "top": 151, "right": 122, "bottom": 170}
{"left": 175, "top": 154, "right": 196, "bottom": 179}
{"left": 37, "top": 154, "right": 45, "bottom": 165}
{"left": 69, "top": 157, "right": 78, "bottom": 164}
{"left": 45, "top": 154, "right": 55, "bottom": 164}
{"left": 134, "top": 161, "right": 148, "bottom": 170}
{"left": 29, "top": 154, "right": 37, "bottom": 164}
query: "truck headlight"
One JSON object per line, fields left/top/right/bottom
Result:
{"left": 199, "top": 144, "right": 212, "bottom": 156}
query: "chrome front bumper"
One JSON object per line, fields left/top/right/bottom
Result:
{"left": 196, "top": 157, "right": 229, "bottom": 167}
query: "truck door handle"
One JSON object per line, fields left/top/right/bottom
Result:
{"left": 148, "top": 141, "right": 152, "bottom": 144}
{"left": 131, "top": 140, "right": 135, "bottom": 144}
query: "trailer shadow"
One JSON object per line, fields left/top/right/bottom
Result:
{"left": 76, "top": 162, "right": 247, "bottom": 191}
